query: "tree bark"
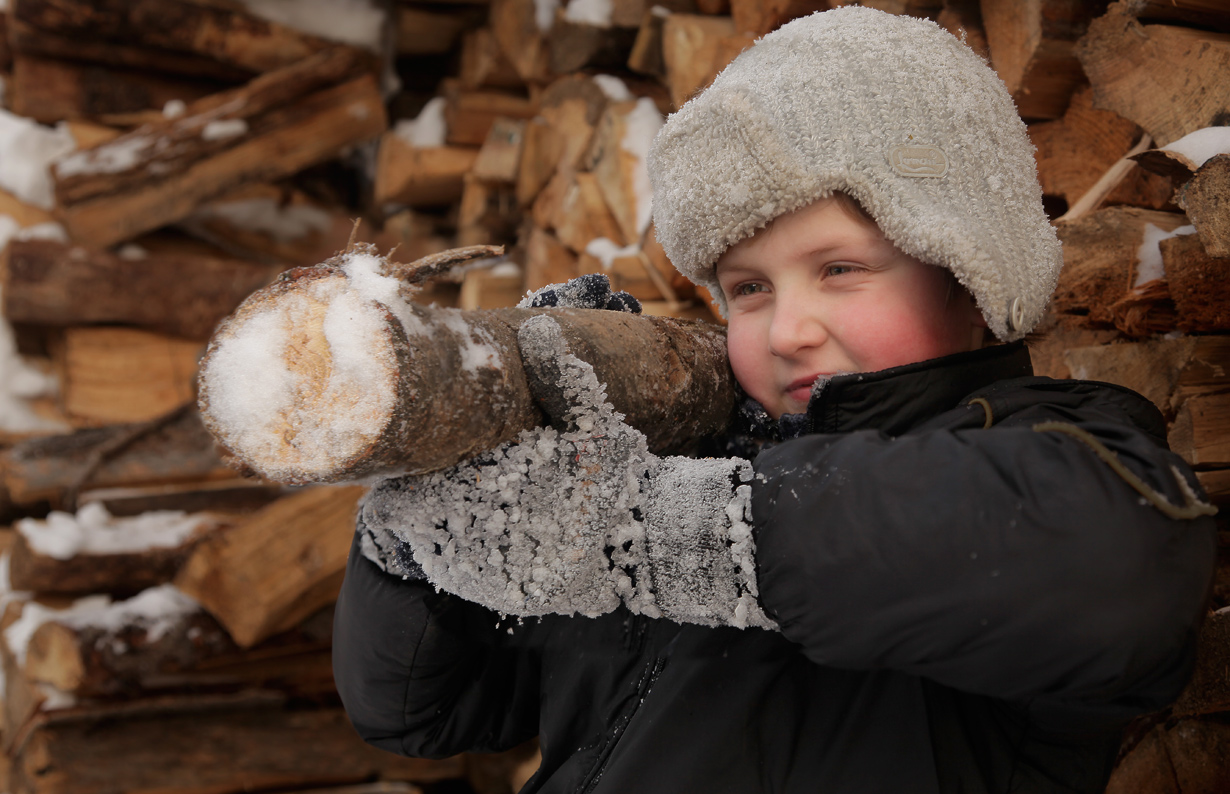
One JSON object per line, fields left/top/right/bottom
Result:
{"left": 7, "top": 694, "right": 461, "bottom": 794}
{"left": 2, "top": 239, "right": 277, "bottom": 340}
{"left": 53, "top": 47, "right": 385, "bottom": 249}
{"left": 10, "top": 0, "right": 342, "bottom": 75}
{"left": 0, "top": 407, "right": 234, "bottom": 508}
{"left": 197, "top": 249, "right": 736, "bottom": 485}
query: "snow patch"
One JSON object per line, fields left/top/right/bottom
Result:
{"left": 593, "top": 74, "right": 633, "bottom": 101}
{"left": 393, "top": 97, "right": 448, "bottom": 148}
{"left": 201, "top": 118, "right": 249, "bottom": 141}
{"left": 585, "top": 237, "right": 639, "bottom": 269}
{"left": 0, "top": 111, "right": 77, "bottom": 208}
{"left": 239, "top": 0, "right": 386, "bottom": 51}
{"left": 190, "top": 197, "right": 332, "bottom": 243}
{"left": 15, "top": 502, "right": 211, "bottom": 560}
{"left": 1135, "top": 223, "right": 1196, "bottom": 286}
{"left": 54, "top": 134, "right": 155, "bottom": 180}
{"left": 162, "top": 99, "right": 187, "bottom": 119}
{"left": 534, "top": 0, "right": 561, "bottom": 31}
{"left": 1161, "top": 126, "right": 1230, "bottom": 169}
{"left": 565, "top": 0, "right": 612, "bottom": 27}
{"left": 3, "top": 585, "right": 199, "bottom": 667}
{"left": 440, "top": 310, "right": 502, "bottom": 372}
{"left": 622, "top": 98, "right": 664, "bottom": 237}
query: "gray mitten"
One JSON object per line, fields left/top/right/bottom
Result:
{"left": 360, "top": 314, "right": 776, "bottom": 629}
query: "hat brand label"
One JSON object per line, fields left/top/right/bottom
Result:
{"left": 889, "top": 145, "right": 948, "bottom": 178}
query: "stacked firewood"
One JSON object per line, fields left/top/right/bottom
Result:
{"left": 0, "top": 0, "right": 1226, "bottom": 792}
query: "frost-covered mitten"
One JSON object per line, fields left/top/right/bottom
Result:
{"left": 517, "top": 272, "right": 642, "bottom": 314}
{"left": 361, "top": 315, "right": 776, "bottom": 629}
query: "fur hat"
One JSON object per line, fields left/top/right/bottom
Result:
{"left": 646, "top": 7, "right": 1062, "bottom": 341}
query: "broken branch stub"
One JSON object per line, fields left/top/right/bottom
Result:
{"left": 197, "top": 246, "right": 736, "bottom": 484}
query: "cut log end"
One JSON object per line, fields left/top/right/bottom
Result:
{"left": 198, "top": 267, "right": 403, "bottom": 484}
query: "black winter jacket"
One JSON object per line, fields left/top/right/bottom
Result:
{"left": 333, "top": 342, "right": 1216, "bottom": 793}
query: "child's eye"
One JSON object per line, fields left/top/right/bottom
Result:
{"left": 731, "top": 282, "right": 768, "bottom": 297}
{"left": 825, "top": 264, "right": 862, "bottom": 277}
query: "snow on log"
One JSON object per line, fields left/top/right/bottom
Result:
{"left": 197, "top": 245, "right": 736, "bottom": 484}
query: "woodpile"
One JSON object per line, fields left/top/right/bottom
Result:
{"left": 0, "top": 1, "right": 1224, "bottom": 793}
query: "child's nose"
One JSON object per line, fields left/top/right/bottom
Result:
{"left": 768, "top": 298, "right": 827, "bottom": 358}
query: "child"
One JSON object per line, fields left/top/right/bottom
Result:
{"left": 333, "top": 8, "right": 1217, "bottom": 793}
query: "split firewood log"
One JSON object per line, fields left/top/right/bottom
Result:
{"left": 1050, "top": 206, "right": 1190, "bottom": 326}
{"left": 1075, "top": 1, "right": 1230, "bottom": 147}
{"left": 1177, "top": 153, "right": 1230, "bottom": 258}
{"left": 980, "top": 0, "right": 1098, "bottom": 121}
{"left": 1159, "top": 232, "right": 1230, "bottom": 333}
{"left": 196, "top": 245, "right": 736, "bottom": 485}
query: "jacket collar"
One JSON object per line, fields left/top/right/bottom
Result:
{"left": 792, "top": 341, "right": 1034, "bottom": 437}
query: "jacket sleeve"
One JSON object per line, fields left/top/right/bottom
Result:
{"left": 333, "top": 531, "right": 542, "bottom": 758}
{"left": 750, "top": 397, "right": 1217, "bottom": 717}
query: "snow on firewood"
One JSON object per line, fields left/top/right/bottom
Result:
{"left": 3, "top": 584, "right": 200, "bottom": 667}
{"left": 15, "top": 503, "right": 214, "bottom": 561}
{"left": 240, "top": 0, "right": 387, "bottom": 52}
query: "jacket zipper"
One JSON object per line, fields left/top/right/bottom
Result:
{"left": 576, "top": 654, "right": 669, "bottom": 794}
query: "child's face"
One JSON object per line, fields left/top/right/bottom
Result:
{"left": 716, "top": 197, "right": 986, "bottom": 419}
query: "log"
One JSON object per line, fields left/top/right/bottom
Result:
{"left": 1075, "top": 2, "right": 1230, "bottom": 146}
{"left": 524, "top": 226, "right": 579, "bottom": 291}
{"left": 459, "top": 267, "right": 526, "bottom": 310}
{"left": 5, "top": 17, "right": 253, "bottom": 84}
{"left": 1160, "top": 233, "right": 1230, "bottom": 333}
{"left": 22, "top": 597, "right": 336, "bottom": 699}
{"left": 53, "top": 48, "right": 386, "bottom": 249}
{"left": 0, "top": 406, "right": 234, "bottom": 508}
{"left": 0, "top": 188, "right": 56, "bottom": 229}
{"left": 52, "top": 327, "right": 202, "bottom": 426}
{"left": 1028, "top": 87, "right": 1175, "bottom": 213}
{"left": 443, "top": 82, "right": 537, "bottom": 147}
{"left": 661, "top": 14, "right": 750, "bottom": 109}
{"left": 6, "top": 54, "right": 224, "bottom": 126}
{"left": 472, "top": 117, "right": 527, "bottom": 183}
{"left": 536, "top": 169, "right": 627, "bottom": 251}
{"left": 517, "top": 116, "right": 565, "bottom": 206}
{"left": 1173, "top": 609, "right": 1230, "bottom": 718}
{"left": 458, "top": 27, "right": 524, "bottom": 90}
{"left": 6, "top": 695, "right": 462, "bottom": 794}
{"left": 374, "top": 133, "right": 480, "bottom": 208}
{"left": 1133, "top": 0, "right": 1230, "bottom": 31}
{"left": 1050, "top": 206, "right": 1189, "bottom": 326}
{"left": 1169, "top": 393, "right": 1230, "bottom": 469}
{"left": 10, "top": 0, "right": 343, "bottom": 74}
{"left": 548, "top": 15, "right": 639, "bottom": 74}
{"left": 489, "top": 0, "right": 552, "bottom": 83}
{"left": 730, "top": 0, "right": 827, "bottom": 37}
{"left": 457, "top": 176, "right": 519, "bottom": 246}
{"left": 9, "top": 509, "right": 223, "bottom": 597}
{"left": 980, "top": 0, "right": 1097, "bottom": 120}
{"left": 174, "top": 486, "right": 364, "bottom": 648}
{"left": 182, "top": 184, "right": 386, "bottom": 268}
{"left": 1061, "top": 335, "right": 1230, "bottom": 418}
{"left": 1, "top": 239, "right": 277, "bottom": 340}
{"left": 1106, "top": 717, "right": 1230, "bottom": 794}
{"left": 196, "top": 247, "right": 735, "bottom": 484}
{"left": 75, "top": 480, "right": 285, "bottom": 518}
{"left": 628, "top": 6, "right": 670, "bottom": 78}
{"left": 1177, "top": 153, "right": 1230, "bottom": 258}
{"left": 396, "top": 4, "right": 483, "bottom": 56}
{"left": 936, "top": 0, "right": 989, "bottom": 62}
{"left": 537, "top": 74, "right": 610, "bottom": 172}
{"left": 585, "top": 100, "right": 653, "bottom": 247}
